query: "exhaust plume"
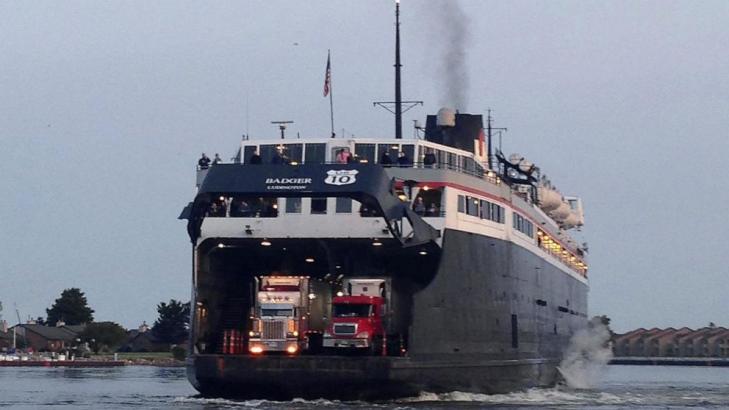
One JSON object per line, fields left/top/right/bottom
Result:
{"left": 557, "top": 317, "right": 613, "bottom": 389}
{"left": 427, "top": 0, "right": 471, "bottom": 110}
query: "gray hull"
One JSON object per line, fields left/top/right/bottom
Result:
{"left": 187, "top": 229, "right": 588, "bottom": 399}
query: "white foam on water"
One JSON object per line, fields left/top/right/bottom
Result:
{"left": 557, "top": 318, "right": 613, "bottom": 389}
{"left": 173, "top": 396, "right": 345, "bottom": 408}
{"left": 402, "top": 388, "right": 636, "bottom": 406}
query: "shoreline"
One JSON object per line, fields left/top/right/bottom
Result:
{"left": 610, "top": 357, "right": 729, "bottom": 367}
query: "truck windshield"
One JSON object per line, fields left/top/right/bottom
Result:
{"left": 261, "top": 308, "right": 293, "bottom": 317}
{"left": 333, "top": 304, "right": 371, "bottom": 318}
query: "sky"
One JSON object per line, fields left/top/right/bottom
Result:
{"left": 1, "top": 0, "right": 728, "bottom": 333}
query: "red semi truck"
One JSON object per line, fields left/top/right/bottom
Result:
{"left": 323, "top": 278, "right": 404, "bottom": 355}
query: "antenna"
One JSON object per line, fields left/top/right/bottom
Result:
{"left": 486, "top": 109, "right": 507, "bottom": 169}
{"left": 270, "top": 121, "right": 294, "bottom": 139}
{"left": 374, "top": 0, "right": 421, "bottom": 139}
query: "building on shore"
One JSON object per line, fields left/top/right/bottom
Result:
{"left": 613, "top": 326, "right": 729, "bottom": 358}
{"left": 11, "top": 323, "right": 87, "bottom": 353}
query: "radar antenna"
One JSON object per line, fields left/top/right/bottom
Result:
{"left": 270, "top": 121, "right": 294, "bottom": 139}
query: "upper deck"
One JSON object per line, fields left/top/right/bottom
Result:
{"left": 189, "top": 136, "right": 588, "bottom": 279}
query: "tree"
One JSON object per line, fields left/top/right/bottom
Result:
{"left": 79, "top": 322, "right": 127, "bottom": 354}
{"left": 152, "top": 299, "right": 190, "bottom": 344}
{"left": 46, "top": 288, "right": 94, "bottom": 326}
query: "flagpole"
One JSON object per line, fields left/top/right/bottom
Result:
{"left": 328, "top": 50, "right": 335, "bottom": 138}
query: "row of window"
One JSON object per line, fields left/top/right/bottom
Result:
{"left": 240, "top": 142, "right": 485, "bottom": 177}
{"left": 513, "top": 213, "right": 534, "bottom": 237}
{"left": 457, "top": 195, "right": 505, "bottom": 224}
{"left": 207, "top": 197, "right": 384, "bottom": 218}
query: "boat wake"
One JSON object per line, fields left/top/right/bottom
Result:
{"left": 556, "top": 317, "right": 613, "bottom": 389}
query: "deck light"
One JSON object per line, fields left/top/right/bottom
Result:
{"left": 419, "top": 250, "right": 428, "bottom": 256}
{"left": 217, "top": 243, "right": 225, "bottom": 248}
{"left": 336, "top": 291, "right": 344, "bottom": 297}
{"left": 308, "top": 293, "right": 316, "bottom": 300}
{"left": 372, "top": 240, "right": 383, "bottom": 247}
{"left": 422, "top": 186, "right": 430, "bottom": 191}
{"left": 261, "top": 239, "right": 272, "bottom": 247}
{"left": 305, "top": 257, "right": 315, "bottom": 263}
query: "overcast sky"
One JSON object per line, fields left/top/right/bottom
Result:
{"left": 1, "top": 1, "right": 728, "bottom": 332}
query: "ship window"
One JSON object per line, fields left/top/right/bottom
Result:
{"left": 336, "top": 197, "right": 352, "bottom": 213}
{"left": 283, "top": 143, "right": 303, "bottom": 163}
{"left": 354, "top": 143, "right": 376, "bottom": 163}
{"left": 377, "top": 144, "right": 399, "bottom": 164}
{"left": 511, "top": 314, "right": 519, "bottom": 348}
{"left": 259, "top": 144, "right": 280, "bottom": 163}
{"left": 311, "top": 198, "right": 327, "bottom": 214}
{"left": 304, "top": 143, "right": 326, "bottom": 164}
{"left": 414, "top": 188, "right": 442, "bottom": 216}
{"left": 463, "top": 157, "right": 475, "bottom": 174}
{"left": 458, "top": 195, "right": 465, "bottom": 213}
{"left": 286, "top": 198, "right": 302, "bottom": 214}
{"left": 513, "top": 213, "right": 533, "bottom": 237}
{"left": 466, "top": 196, "right": 479, "bottom": 217}
{"left": 447, "top": 152, "right": 457, "bottom": 170}
{"left": 243, "top": 145, "right": 257, "bottom": 164}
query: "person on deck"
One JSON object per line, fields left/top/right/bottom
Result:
{"left": 198, "top": 153, "right": 211, "bottom": 169}
{"left": 212, "top": 153, "right": 222, "bottom": 164}
{"left": 249, "top": 150, "right": 262, "bottom": 164}
{"left": 413, "top": 197, "right": 426, "bottom": 216}
{"left": 380, "top": 151, "right": 393, "bottom": 166}
{"left": 397, "top": 151, "right": 411, "bottom": 167}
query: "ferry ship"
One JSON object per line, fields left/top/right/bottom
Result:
{"left": 179, "top": 2, "right": 588, "bottom": 400}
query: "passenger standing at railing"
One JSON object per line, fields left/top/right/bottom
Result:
{"left": 249, "top": 150, "right": 262, "bottom": 164}
{"left": 212, "top": 153, "right": 222, "bottom": 165}
{"left": 413, "top": 197, "right": 426, "bottom": 215}
{"left": 336, "top": 148, "right": 351, "bottom": 164}
{"left": 380, "top": 151, "right": 393, "bottom": 166}
{"left": 397, "top": 151, "right": 411, "bottom": 167}
{"left": 198, "top": 153, "right": 211, "bottom": 169}
{"left": 423, "top": 149, "right": 436, "bottom": 168}
{"left": 427, "top": 203, "right": 439, "bottom": 217}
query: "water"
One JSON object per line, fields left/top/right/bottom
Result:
{"left": 0, "top": 365, "right": 728, "bottom": 409}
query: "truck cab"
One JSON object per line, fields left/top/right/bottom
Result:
{"left": 249, "top": 302, "right": 300, "bottom": 354}
{"left": 323, "top": 296, "right": 385, "bottom": 353}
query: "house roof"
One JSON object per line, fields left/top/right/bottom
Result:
{"left": 61, "top": 325, "right": 87, "bottom": 335}
{"left": 20, "top": 324, "right": 77, "bottom": 342}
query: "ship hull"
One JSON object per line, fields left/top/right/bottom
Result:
{"left": 187, "top": 355, "right": 559, "bottom": 400}
{"left": 187, "top": 229, "right": 587, "bottom": 399}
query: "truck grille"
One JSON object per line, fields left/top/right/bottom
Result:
{"left": 262, "top": 320, "right": 285, "bottom": 340}
{"left": 333, "top": 324, "right": 356, "bottom": 335}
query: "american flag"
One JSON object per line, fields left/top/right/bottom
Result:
{"left": 323, "top": 52, "right": 331, "bottom": 97}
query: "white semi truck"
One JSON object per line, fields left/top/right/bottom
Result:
{"left": 248, "top": 276, "right": 309, "bottom": 355}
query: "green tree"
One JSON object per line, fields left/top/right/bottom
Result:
{"left": 46, "top": 288, "right": 94, "bottom": 326}
{"left": 79, "top": 322, "right": 127, "bottom": 354}
{"left": 152, "top": 300, "right": 190, "bottom": 344}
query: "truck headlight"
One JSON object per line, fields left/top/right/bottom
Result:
{"left": 286, "top": 331, "right": 299, "bottom": 338}
{"left": 356, "top": 331, "right": 369, "bottom": 339}
{"left": 323, "top": 332, "right": 331, "bottom": 338}
{"left": 249, "top": 331, "right": 261, "bottom": 338}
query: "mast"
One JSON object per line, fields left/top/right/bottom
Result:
{"left": 394, "top": 0, "right": 402, "bottom": 139}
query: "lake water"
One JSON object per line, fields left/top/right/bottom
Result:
{"left": 0, "top": 365, "right": 728, "bottom": 409}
